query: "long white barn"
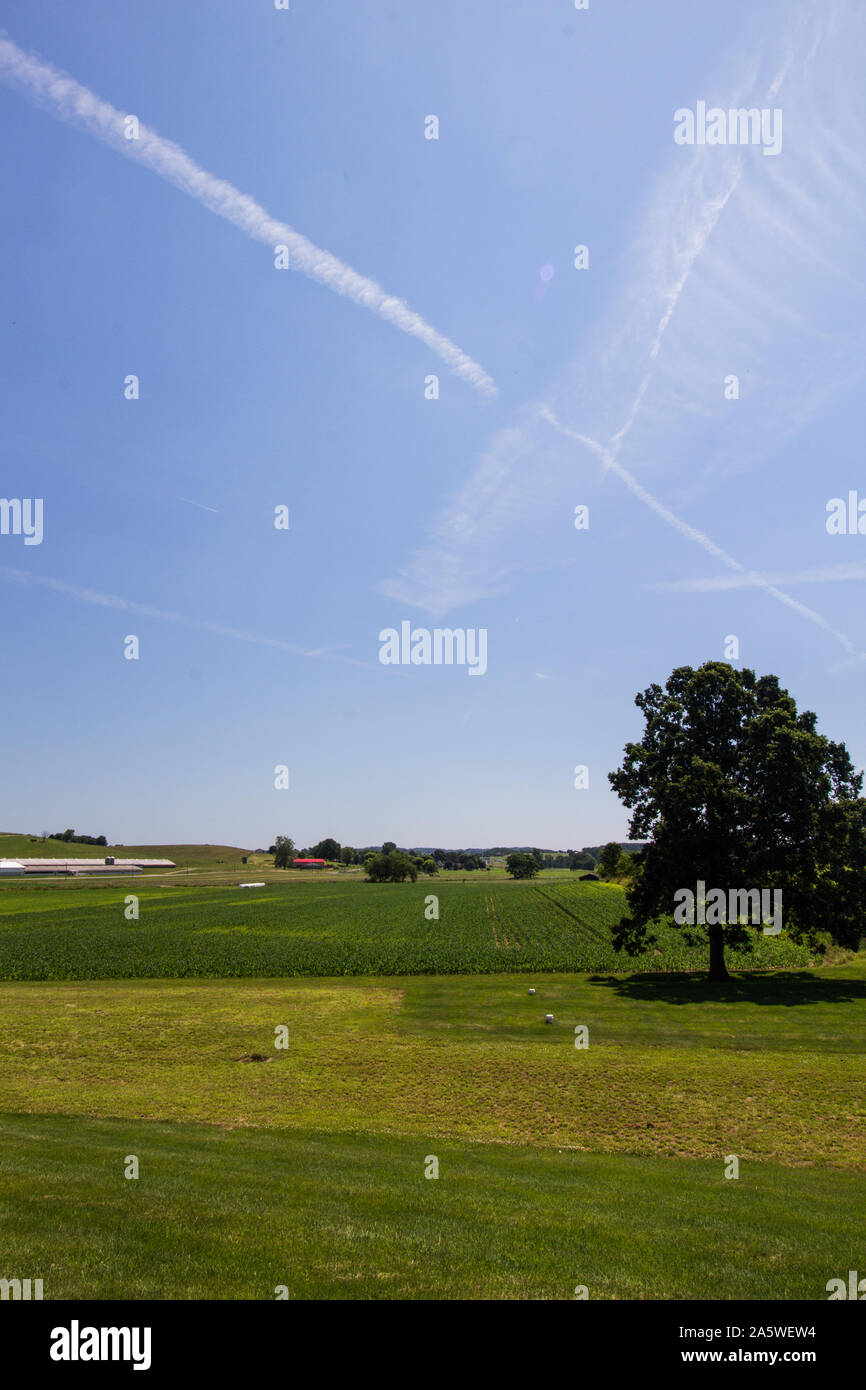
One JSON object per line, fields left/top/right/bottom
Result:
{"left": 0, "top": 857, "right": 175, "bottom": 876}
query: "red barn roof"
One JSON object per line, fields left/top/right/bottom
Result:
{"left": 293, "top": 858, "right": 326, "bottom": 865}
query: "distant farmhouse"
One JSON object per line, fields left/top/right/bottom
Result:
{"left": 0, "top": 857, "right": 174, "bottom": 877}
{"left": 293, "top": 858, "right": 326, "bottom": 870}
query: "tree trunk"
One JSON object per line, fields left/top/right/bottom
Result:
{"left": 708, "top": 925, "right": 730, "bottom": 981}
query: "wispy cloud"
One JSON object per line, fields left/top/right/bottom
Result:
{"left": 0, "top": 566, "right": 378, "bottom": 670}
{"left": 380, "top": 0, "right": 866, "bottom": 665}
{"left": 0, "top": 33, "right": 496, "bottom": 398}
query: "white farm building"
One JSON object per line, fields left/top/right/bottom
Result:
{"left": 2, "top": 857, "right": 175, "bottom": 877}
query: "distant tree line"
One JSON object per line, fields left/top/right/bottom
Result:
{"left": 266, "top": 836, "right": 635, "bottom": 879}
{"left": 582, "top": 843, "right": 646, "bottom": 862}
{"left": 266, "top": 836, "right": 440, "bottom": 879}
{"left": 47, "top": 829, "right": 108, "bottom": 847}
{"left": 428, "top": 849, "right": 486, "bottom": 871}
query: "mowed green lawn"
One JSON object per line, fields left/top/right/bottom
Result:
{"left": 1, "top": 969, "right": 863, "bottom": 1162}
{"left": 1, "top": 1114, "right": 860, "bottom": 1301}
{"left": 1, "top": 964, "right": 864, "bottom": 1298}
{"left": 0, "top": 876, "right": 814, "bottom": 977}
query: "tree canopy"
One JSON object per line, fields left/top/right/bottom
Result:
{"left": 506, "top": 852, "right": 539, "bottom": 880}
{"left": 271, "top": 836, "right": 295, "bottom": 869}
{"left": 311, "top": 838, "right": 341, "bottom": 862}
{"left": 597, "top": 842, "right": 623, "bottom": 878}
{"left": 365, "top": 850, "right": 418, "bottom": 883}
{"left": 609, "top": 662, "right": 865, "bottom": 980}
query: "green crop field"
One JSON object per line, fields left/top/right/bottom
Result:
{"left": 0, "top": 876, "right": 815, "bottom": 979}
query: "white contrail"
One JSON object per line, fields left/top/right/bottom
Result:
{"left": 657, "top": 562, "right": 866, "bottom": 592}
{"left": 0, "top": 566, "right": 378, "bottom": 669}
{"left": 0, "top": 33, "right": 497, "bottom": 398}
{"left": 608, "top": 161, "right": 744, "bottom": 456}
{"left": 177, "top": 497, "right": 219, "bottom": 514}
{"left": 540, "top": 407, "right": 863, "bottom": 660}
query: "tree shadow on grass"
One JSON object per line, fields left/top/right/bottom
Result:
{"left": 586, "top": 971, "right": 866, "bottom": 1008}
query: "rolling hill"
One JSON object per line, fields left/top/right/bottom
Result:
{"left": 0, "top": 834, "right": 256, "bottom": 869}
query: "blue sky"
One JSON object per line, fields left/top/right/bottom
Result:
{"left": 1, "top": 0, "right": 864, "bottom": 850}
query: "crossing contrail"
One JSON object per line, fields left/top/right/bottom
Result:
{"left": 540, "top": 407, "right": 863, "bottom": 661}
{"left": 0, "top": 33, "right": 497, "bottom": 397}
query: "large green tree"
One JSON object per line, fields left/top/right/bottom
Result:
{"left": 609, "top": 662, "right": 864, "bottom": 981}
{"left": 597, "top": 842, "right": 623, "bottom": 879}
{"left": 272, "top": 836, "right": 295, "bottom": 869}
{"left": 311, "top": 837, "right": 341, "bottom": 862}
{"left": 506, "top": 852, "right": 539, "bottom": 880}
